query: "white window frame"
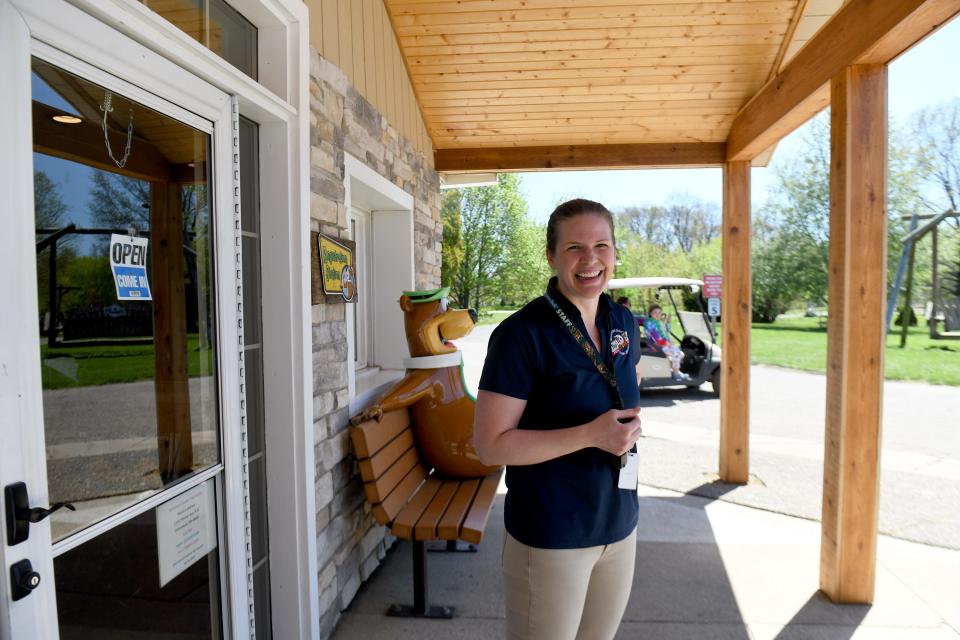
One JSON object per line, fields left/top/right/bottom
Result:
{"left": 348, "top": 206, "right": 372, "bottom": 370}
{"left": 343, "top": 154, "right": 415, "bottom": 408}
{"left": 0, "top": 0, "right": 314, "bottom": 638}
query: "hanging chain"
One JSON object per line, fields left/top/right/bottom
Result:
{"left": 101, "top": 91, "right": 134, "bottom": 168}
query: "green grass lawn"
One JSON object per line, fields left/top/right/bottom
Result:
{"left": 478, "top": 309, "right": 958, "bottom": 386}
{"left": 741, "top": 317, "right": 960, "bottom": 386}
{"left": 476, "top": 309, "right": 517, "bottom": 326}
{"left": 40, "top": 335, "right": 214, "bottom": 389}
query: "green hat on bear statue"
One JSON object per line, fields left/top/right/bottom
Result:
{"left": 402, "top": 286, "right": 449, "bottom": 304}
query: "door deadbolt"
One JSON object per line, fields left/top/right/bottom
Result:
{"left": 10, "top": 559, "right": 41, "bottom": 601}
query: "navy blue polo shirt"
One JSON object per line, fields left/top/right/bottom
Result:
{"left": 478, "top": 278, "right": 641, "bottom": 549}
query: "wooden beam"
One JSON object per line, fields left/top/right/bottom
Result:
{"left": 765, "top": 0, "right": 808, "bottom": 81}
{"left": 152, "top": 181, "right": 194, "bottom": 482}
{"left": 820, "top": 64, "right": 888, "bottom": 604}
{"left": 435, "top": 142, "right": 725, "bottom": 172}
{"left": 726, "top": 0, "right": 960, "bottom": 161}
{"left": 719, "top": 160, "right": 751, "bottom": 484}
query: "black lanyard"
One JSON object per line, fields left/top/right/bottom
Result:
{"left": 544, "top": 289, "right": 623, "bottom": 410}
{"left": 544, "top": 287, "right": 633, "bottom": 470}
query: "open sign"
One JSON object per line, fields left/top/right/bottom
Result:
{"left": 110, "top": 234, "right": 152, "bottom": 301}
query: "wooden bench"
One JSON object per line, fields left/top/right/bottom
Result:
{"left": 350, "top": 407, "right": 503, "bottom": 618}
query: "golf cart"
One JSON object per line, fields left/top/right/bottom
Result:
{"left": 608, "top": 277, "right": 722, "bottom": 395}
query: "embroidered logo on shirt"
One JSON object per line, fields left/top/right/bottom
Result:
{"left": 610, "top": 329, "right": 630, "bottom": 357}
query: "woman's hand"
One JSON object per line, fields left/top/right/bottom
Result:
{"left": 588, "top": 408, "right": 643, "bottom": 456}
{"left": 474, "top": 392, "right": 642, "bottom": 466}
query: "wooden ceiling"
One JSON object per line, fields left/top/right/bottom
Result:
{"left": 33, "top": 59, "right": 207, "bottom": 181}
{"left": 384, "top": 0, "right": 831, "bottom": 154}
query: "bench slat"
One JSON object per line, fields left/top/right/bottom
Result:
{"left": 391, "top": 477, "right": 444, "bottom": 540}
{"left": 414, "top": 481, "right": 459, "bottom": 541}
{"left": 363, "top": 447, "right": 420, "bottom": 503}
{"left": 460, "top": 470, "right": 503, "bottom": 544}
{"left": 438, "top": 479, "right": 481, "bottom": 540}
{"left": 350, "top": 410, "right": 410, "bottom": 458}
{"left": 358, "top": 429, "right": 415, "bottom": 482}
{"left": 372, "top": 464, "right": 427, "bottom": 525}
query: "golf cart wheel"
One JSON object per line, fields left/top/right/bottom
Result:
{"left": 710, "top": 368, "right": 721, "bottom": 396}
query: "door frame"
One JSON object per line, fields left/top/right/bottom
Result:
{"left": 63, "top": 0, "right": 317, "bottom": 635}
{"left": 0, "top": 0, "right": 270, "bottom": 636}
{"left": 1, "top": 0, "right": 314, "bottom": 636}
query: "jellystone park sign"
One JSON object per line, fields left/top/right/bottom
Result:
{"left": 317, "top": 233, "right": 357, "bottom": 303}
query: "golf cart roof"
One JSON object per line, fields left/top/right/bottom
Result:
{"left": 608, "top": 277, "right": 703, "bottom": 290}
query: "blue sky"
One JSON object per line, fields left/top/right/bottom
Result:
{"left": 518, "top": 17, "right": 960, "bottom": 223}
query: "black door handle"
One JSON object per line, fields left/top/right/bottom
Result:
{"left": 4, "top": 482, "right": 74, "bottom": 546}
{"left": 23, "top": 502, "right": 76, "bottom": 523}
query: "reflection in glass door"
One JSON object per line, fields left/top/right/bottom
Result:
{"left": 32, "top": 56, "right": 224, "bottom": 638}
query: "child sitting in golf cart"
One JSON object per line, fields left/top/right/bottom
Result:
{"left": 644, "top": 304, "right": 690, "bottom": 382}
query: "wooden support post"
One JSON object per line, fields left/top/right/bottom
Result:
{"left": 821, "top": 64, "right": 888, "bottom": 604}
{"left": 152, "top": 181, "right": 194, "bottom": 482}
{"left": 719, "top": 161, "right": 751, "bottom": 484}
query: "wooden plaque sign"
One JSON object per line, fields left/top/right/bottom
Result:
{"left": 311, "top": 231, "right": 357, "bottom": 304}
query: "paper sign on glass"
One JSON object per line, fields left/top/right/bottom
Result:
{"left": 156, "top": 480, "right": 217, "bottom": 587}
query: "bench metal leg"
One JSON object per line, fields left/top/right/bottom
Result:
{"left": 428, "top": 539, "right": 478, "bottom": 552}
{"left": 386, "top": 540, "right": 455, "bottom": 619}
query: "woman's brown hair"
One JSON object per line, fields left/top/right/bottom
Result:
{"left": 545, "top": 198, "right": 615, "bottom": 254}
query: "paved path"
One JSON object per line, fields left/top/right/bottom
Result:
{"left": 459, "top": 324, "right": 960, "bottom": 549}
{"left": 334, "top": 488, "right": 960, "bottom": 639}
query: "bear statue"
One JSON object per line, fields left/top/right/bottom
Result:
{"left": 350, "top": 287, "right": 500, "bottom": 478}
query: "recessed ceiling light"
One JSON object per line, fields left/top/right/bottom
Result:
{"left": 52, "top": 115, "right": 82, "bottom": 124}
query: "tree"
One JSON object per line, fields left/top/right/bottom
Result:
{"left": 618, "top": 192, "right": 720, "bottom": 253}
{"left": 440, "top": 188, "right": 464, "bottom": 290}
{"left": 913, "top": 99, "right": 960, "bottom": 296}
{"left": 752, "top": 112, "right": 928, "bottom": 320}
{"left": 448, "top": 173, "right": 528, "bottom": 311}
{"left": 755, "top": 117, "right": 832, "bottom": 310}
{"left": 35, "top": 170, "right": 69, "bottom": 228}
{"left": 87, "top": 171, "right": 151, "bottom": 230}
{"left": 34, "top": 171, "right": 73, "bottom": 317}
{"left": 59, "top": 256, "right": 116, "bottom": 311}
{"left": 498, "top": 218, "right": 552, "bottom": 306}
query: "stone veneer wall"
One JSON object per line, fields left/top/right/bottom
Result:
{"left": 308, "top": 49, "right": 442, "bottom": 637}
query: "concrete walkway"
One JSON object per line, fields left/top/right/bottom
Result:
{"left": 332, "top": 485, "right": 959, "bottom": 639}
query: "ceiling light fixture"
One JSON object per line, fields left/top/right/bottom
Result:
{"left": 52, "top": 114, "right": 82, "bottom": 124}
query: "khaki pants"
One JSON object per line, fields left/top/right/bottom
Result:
{"left": 502, "top": 528, "right": 637, "bottom": 640}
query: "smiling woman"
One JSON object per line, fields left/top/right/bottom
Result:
{"left": 474, "top": 198, "right": 644, "bottom": 640}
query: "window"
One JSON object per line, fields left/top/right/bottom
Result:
{"left": 343, "top": 155, "right": 416, "bottom": 405}
{"left": 139, "top": 0, "right": 257, "bottom": 79}
{"left": 349, "top": 206, "right": 370, "bottom": 370}
{"left": 238, "top": 116, "right": 272, "bottom": 639}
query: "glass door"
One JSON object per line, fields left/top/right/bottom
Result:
{"left": 0, "top": 7, "right": 247, "bottom": 636}
{"left": 31, "top": 56, "right": 224, "bottom": 638}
